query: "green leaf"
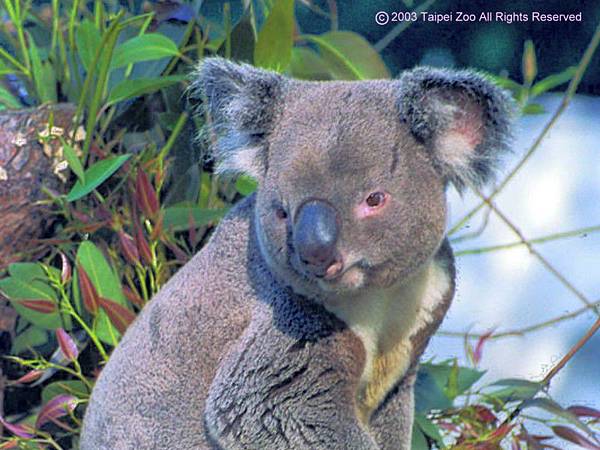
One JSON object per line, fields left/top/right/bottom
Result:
{"left": 235, "top": 175, "right": 258, "bottom": 196}
{"left": 487, "top": 378, "right": 542, "bottom": 402}
{"left": 254, "top": 0, "right": 294, "bottom": 72}
{"left": 411, "top": 426, "right": 429, "bottom": 450}
{"left": 522, "top": 40, "right": 537, "bottom": 86}
{"left": 41, "top": 380, "right": 89, "bottom": 404}
{"left": 76, "top": 19, "right": 102, "bottom": 72}
{"left": 107, "top": 75, "right": 185, "bottom": 106}
{"left": 303, "top": 31, "right": 391, "bottom": 80}
{"left": 8, "top": 263, "right": 47, "bottom": 281}
{"left": 485, "top": 73, "right": 523, "bottom": 97}
{"left": 427, "top": 361, "right": 485, "bottom": 396}
{"left": 163, "top": 206, "right": 228, "bottom": 232}
{"left": 12, "top": 326, "right": 49, "bottom": 354}
{"left": 522, "top": 103, "right": 546, "bottom": 115}
{"left": 223, "top": 9, "right": 256, "bottom": 63}
{"left": 531, "top": 66, "right": 577, "bottom": 97}
{"left": 28, "top": 32, "right": 54, "bottom": 104}
{"left": 522, "top": 397, "right": 597, "bottom": 438}
{"left": 62, "top": 143, "right": 85, "bottom": 182}
{"left": 289, "top": 47, "right": 332, "bottom": 80}
{"left": 446, "top": 360, "right": 460, "bottom": 401}
{"left": 110, "top": 33, "right": 180, "bottom": 70}
{"left": 415, "top": 414, "right": 444, "bottom": 447}
{"left": 415, "top": 366, "right": 454, "bottom": 413}
{"left": 0, "top": 276, "right": 63, "bottom": 330}
{"left": 75, "top": 241, "right": 127, "bottom": 345}
{"left": 0, "top": 58, "right": 16, "bottom": 76}
{"left": 0, "top": 85, "right": 20, "bottom": 108}
{"left": 39, "top": 62, "right": 57, "bottom": 103}
{"left": 66, "top": 154, "right": 132, "bottom": 201}
{"left": 416, "top": 361, "right": 485, "bottom": 413}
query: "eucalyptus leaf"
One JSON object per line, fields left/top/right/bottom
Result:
{"left": 531, "top": 66, "right": 577, "bottom": 97}
{"left": 304, "top": 31, "right": 390, "bottom": 80}
{"left": 75, "top": 241, "right": 127, "bottom": 345}
{"left": 411, "top": 426, "right": 429, "bottom": 450}
{"left": 0, "top": 276, "right": 63, "bottom": 329}
{"left": 0, "top": 59, "right": 16, "bottom": 76}
{"left": 487, "top": 378, "right": 542, "bottom": 402}
{"left": 220, "top": 10, "right": 256, "bottom": 63}
{"left": 235, "top": 175, "right": 258, "bottom": 196}
{"left": 42, "top": 380, "right": 89, "bottom": 404}
{"left": 0, "top": 85, "right": 20, "bottom": 108}
{"left": 522, "top": 103, "right": 546, "bottom": 115}
{"left": 76, "top": 20, "right": 102, "bottom": 72}
{"left": 522, "top": 397, "right": 597, "bottom": 438}
{"left": 28, "top": 32, "right": 54, "bottom": 104}
{"left": 254, "top": 0, "right": 294, "bottom": 72}
{"left": 423, "top": 361, "right": 485, "bottom": 397}
{"left": 415, "top": 365, "right": 454, "bottom": 412}
{"left": 8, "top": 263, "right": 47, "bottom": 281}
{"left": 163, "top": 206, "right": 228, "bottom": 232}
{"left": 12, "top": 326, "right": 49, "bottom": 354}
{"left": 40, "top": 62, "right": 57, "bottom": 103}
{"left": 66, "top": 154, "right": 132, "bottom": 201}
{"left": 415, "top": 414, "right": 444, "bottom": 447}
{"left": 107, "top": 75, "right": 185, "bottom": 106}
{"left": 62, "top": 143, "right": 85, "bottom": 182}
{"left": 110, "top": 33, "right": 180, "bottom": 69}
{"left": 289, "top": 47, "right": 333, "bottom": 80}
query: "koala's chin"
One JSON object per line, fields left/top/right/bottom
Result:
{"left": 317, "top": 265, "right": 367, "bottom": 293}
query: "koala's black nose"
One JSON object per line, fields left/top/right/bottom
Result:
{"left": 293, "top": 199, "right": 339, "bottom": 275}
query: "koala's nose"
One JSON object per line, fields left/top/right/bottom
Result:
{"left": 293, "top": 199, "right": 340, "bottom": 275}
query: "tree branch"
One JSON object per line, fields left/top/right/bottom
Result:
{"left": 439, "top": 299, "right": 600, "bottom": 340}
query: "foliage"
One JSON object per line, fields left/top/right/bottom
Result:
{"left": 411, "top": 356, "right": 600, "bottom": 449}
{"left": 0, "top": 1, "right": 596, "bottom": 449}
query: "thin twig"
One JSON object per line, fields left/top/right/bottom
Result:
{"left": 501, "top": 315, "right": 600, "bottom": 432}
{"left": 450, "top": 207, "right": 493, "bottom": 244}
{"left": 474, "top": 188, "right": 599, "bottom": 317}
{"left": 449, "top": 21, "right": 600, "bottom": 236}
{"left": 439, "top": 299, "right": 600, "bottom": 340}
{"left": 543, "top": 316, "right": 600, "bottom": 384}
{"left": 454, "top": 224, "right": 600, "bottom": 256}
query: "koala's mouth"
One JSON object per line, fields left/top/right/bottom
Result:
{"left": 317, "top": 264, "right": 368, "bottom": 292}
{"left": 314, "top": 258, "right": 375, "bottom": 293}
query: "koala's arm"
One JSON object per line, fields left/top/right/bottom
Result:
{"left": 369, "top": 370, "right": 416, "bottom": 450}
{"left": 204, "top": 301, "right": 378, "bottom": 450}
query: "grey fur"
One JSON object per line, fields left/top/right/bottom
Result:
{"left": 81, "top": 58, "right": 513, "bottom": 450}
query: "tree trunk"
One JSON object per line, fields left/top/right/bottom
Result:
{"left": 0, "top": 104, "right": 77, "bottom": 269}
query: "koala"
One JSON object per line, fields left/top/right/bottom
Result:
{"left": 80, "top": 57, "right": 513, "bottom": 450}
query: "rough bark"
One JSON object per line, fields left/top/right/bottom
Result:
{"left": 0, "top": 103, "right": 77, "bottom": 269}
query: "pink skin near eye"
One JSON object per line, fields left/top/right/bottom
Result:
{"left": 355, "top": 191, "right": 390, "bottom": 219}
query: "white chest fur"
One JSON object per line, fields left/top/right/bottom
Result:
{"left": 324, "top": 259, "right": 451, "bottom": 422}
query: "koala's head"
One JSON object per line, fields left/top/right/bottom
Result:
{"left": 193, "top": 58, "right": 513, "bottom": 300}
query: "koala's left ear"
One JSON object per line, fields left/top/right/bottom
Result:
{"left": 397, "top": 67, "right": 515, "bottom": 191}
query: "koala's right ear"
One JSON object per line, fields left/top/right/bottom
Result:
{"left": 190, "top": 57, "right": 285, "bottom": 179}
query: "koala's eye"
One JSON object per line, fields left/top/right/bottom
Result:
{"left": 365, "top": 191, "right": 387, "bottom": 208}
{"left": 275, "top": 207, "right": 288, "bottom": 220}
